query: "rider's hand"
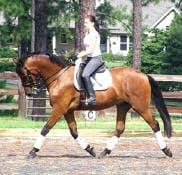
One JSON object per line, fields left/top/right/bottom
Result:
{"left": 70, "top": 54, "right": 78, "bottom": 61}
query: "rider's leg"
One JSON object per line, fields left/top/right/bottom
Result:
{"left": 81, "top": 56, "right": 104, "bottom": 105}
{"left": 76, "top": 63, "right": 86, "bottom": 89}
{"left": 81, "top": 75, "right": 96, "bottom": 105}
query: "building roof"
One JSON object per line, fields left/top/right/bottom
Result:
{"left": 142, "top": 0, "right": 177, "bottom": 27}
{"left": 108, "top": 0, "right": 177, "bottom": 33}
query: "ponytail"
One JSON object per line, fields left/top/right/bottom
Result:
{"left": 94, "top": 20, "right": 100, "bottom": 33}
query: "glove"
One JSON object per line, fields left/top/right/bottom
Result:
{"left": 70, "top": 54, "right": 78, "bottom": 62}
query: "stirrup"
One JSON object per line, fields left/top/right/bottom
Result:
{"left": 81, "top": 97, "right": 96, "bottom": 105}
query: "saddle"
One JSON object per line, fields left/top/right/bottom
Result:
{"left": 74, "top": 60, "right": 112, "bottom": 91}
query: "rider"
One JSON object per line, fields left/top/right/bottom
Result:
{"left": 77, "top": 15, "right": 104, "bottom": 105}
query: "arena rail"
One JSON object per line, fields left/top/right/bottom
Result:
{"left": 0, "top": 72, "right": 181, "bottom": 118}
{"left": 0, "top": 72, "right": 26, "bottom": 117}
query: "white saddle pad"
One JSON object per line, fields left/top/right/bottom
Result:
{"left": 74, "top": 60, "right": 112, "bottom": 91}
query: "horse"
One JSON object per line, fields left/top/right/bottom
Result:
{"left": 13, "top": 52, "right": 172, "bottom": 158}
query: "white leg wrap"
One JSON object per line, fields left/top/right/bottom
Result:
{"left": 33, "top": 135, "right": 46, "bottom": 150}
{"left": 106, "top": 136, "right": 119, "bottom": 150}
{"left": 155, "top": 130, "right": 167, "bottom": 149}
{"left": 75, "top": 137, "right": 88, "bottom": 149}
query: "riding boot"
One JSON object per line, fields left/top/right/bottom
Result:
{"left": 81, "top": 76, "right": 96, "bottom": 105}
{"left": 76, "top": 63, "right": 86, "bottom": 89}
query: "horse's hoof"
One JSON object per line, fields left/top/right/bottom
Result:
{"left": 162, "top": 147, "right": 172, "bottom": 157}
{"left": 28, "top": 148, "right": 39, "bottom": 158}
{"left": 85, "top": 145, "right": 96, "bottom": 157}
{"left": 98, "top": 148, "right": 111, "bottom": 159}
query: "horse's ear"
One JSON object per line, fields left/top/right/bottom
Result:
{"left": 12, "top": 58, "right": 18, "bottom": 65}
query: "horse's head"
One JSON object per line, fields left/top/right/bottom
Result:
{"left": 13, "top": 53, "right": 72, "bottom": 96}
{"left": 13, "top": 57, "right": 43, "bottom": 96}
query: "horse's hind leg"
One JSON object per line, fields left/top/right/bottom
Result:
{"left": 64, "top": 111, "right": 96, "bottom": 157}
{"left": 140, "top": 109, "right": 172, "bottom": 157}
{"left": 99, "top": 103, "right": 131, "bottom": 158}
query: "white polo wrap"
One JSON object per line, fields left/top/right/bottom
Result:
{"left": 106, "top": 136, "right": 119, "bottom": 150}
{"left": 75, "top": 136, "right": 88, "bottom": 149}
{"left": 155, "top": 130, "right": 167, "bottom": 149}
{"left": 33, "top": 135, "right": 46, "bottom": 150}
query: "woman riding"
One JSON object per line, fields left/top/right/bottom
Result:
{"left": 77, "top": 15, "right": 104, "bottom": 105}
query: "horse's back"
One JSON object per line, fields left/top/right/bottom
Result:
{"left": 109, "top": 66, "right": 151, "bottom": 101}
{"left": 110, "top": 66, "right": 148, "bottom": 82}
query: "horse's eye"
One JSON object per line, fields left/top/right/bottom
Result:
{"left": 21, "top": 74, "right": 27, "bottom": 81}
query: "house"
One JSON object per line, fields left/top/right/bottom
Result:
{"left": 0, "top": 0, "right": 179, "bottom": 55}
{"left": 53, "top": 0, "right": 179, "bottom": 56}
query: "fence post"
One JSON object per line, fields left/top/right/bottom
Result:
{"left": 18, "top": 81, "right": 26, "bottom": 117}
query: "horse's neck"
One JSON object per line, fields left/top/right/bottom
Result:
{"left": 36, "top": 60, "right": 62, "bottom": 78}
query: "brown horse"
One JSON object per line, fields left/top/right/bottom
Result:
{"left": 13, "top": 53, "right": 172, "bottom": 158}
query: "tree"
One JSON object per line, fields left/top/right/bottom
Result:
{"left": 137, "top": 14, "right": 182, "bottom": 91}
{"left": 130, "top": 0, "right": 163, "bottom": 70}
{"left": 141, "top": 28, "right": 169, "bottom": 74}
{"left": 30, "top": 0, "right": 48, "bottom": 118}
{"left": 31, "top": 0, "right": 48, "bottom": 52}
{"left": 172, "top": 0, "right": 182, "bottom": 10}
{"left": 163, "top": 15, "right": 182, "bottom": 75}
{"left": 132, "top": 0, "right": 161, "bottom": 70}
{"left": 0, "top": 0, "right": 31, "bottom": 57}
{"left": 132, "top": 0, "right": 142, "bottom": 70}
{"left": 78, "top": 0, "right": 96, "bottom": 50}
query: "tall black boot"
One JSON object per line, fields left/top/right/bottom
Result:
{"left": 81, "top": 76, "right": 96, "bottom": 105}
{"left": 76, "top": 63, "right": 86, "bottom": 89}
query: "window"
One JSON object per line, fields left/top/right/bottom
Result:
{"left": 100, "top": 32, "right": 107, "bottom": 44}
{"left": 129, "top": 36, "right": 133, "bottom": 49}
{"left": 120, "top": 35, "right": 127, "bottom": 50}
{"left": 120, "top": 34, "right": 133, "bottom": 51}
{"left": 60, "top": 33, "right": 67, "bottom": 44}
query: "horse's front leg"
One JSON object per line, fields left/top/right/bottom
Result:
{"left": 28, "top": 107, "right": 63, "bottom": 158}
{"left": 64, "top": 111, "right": 96, "bottom": 157}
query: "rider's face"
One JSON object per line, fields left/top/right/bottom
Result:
{"left": 84, "top": 18, "right": 94, "bottom": 32}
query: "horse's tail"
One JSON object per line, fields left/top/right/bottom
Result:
{"left": 147, "top": 75, "right": 172, "bottom": 138}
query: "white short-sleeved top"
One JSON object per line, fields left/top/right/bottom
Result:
{"left": 83, "top": 28, "right": 101, "bottom": 57}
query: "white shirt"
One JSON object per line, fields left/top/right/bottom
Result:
{"left": 83, "top": 28, "right": 101, "bottom": 57}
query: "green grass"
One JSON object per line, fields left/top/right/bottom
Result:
{"left": 0, "top": 115, "right": 181, "bottom": 133}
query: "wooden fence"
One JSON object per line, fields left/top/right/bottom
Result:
{"left": 0, "top": 72, "right": 182, "bottom": 118}
{"left": 0, "top": 72, "right": 26, "bottom": 117}
{"left": 149, "top": 74, "right": 182, "bottom": 114}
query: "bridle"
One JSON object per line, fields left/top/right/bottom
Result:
{"left": 22, "top": 67, "right": 45, "bottom": 95}
{"left": 21, "top": 65, "right": 71, "bottom": 95}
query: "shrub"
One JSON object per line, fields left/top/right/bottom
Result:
{"left": 0, "top": 46, "right": 18, "bottom": 58}
{"left": 0, "top": 59, "right": 16, "bottom": 72}
{"left": 102, "top": 52, "right": 126, "bottom": 62}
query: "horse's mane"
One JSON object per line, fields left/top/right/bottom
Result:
{"left": 16, "top": 52, "right": 72, "bottom": 74}
{"left": 48, "top": 53, "right": 72, "bottom": 67}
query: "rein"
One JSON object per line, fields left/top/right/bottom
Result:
{"left": 23, "top": 65, "right": 71, "bottom": 94}
{"left": 45, "top": 65, "right": 71, "bottom": 87}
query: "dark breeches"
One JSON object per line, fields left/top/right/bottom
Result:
{"left": 82, "top": 56, "right": 104, "bottom": 79}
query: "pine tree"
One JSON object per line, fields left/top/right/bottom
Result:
{"left": 78, "top": 0, "right": 96, "bottom": 51}
{"left": 164, "top": 15, "right": 182, "bottom": 75}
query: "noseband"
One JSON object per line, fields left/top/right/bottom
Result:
{"left": 22, "top": 66, "right": 71, "bottom": 95}
{"left": 23, "top": 67, "right": 45, "bottom": 94}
